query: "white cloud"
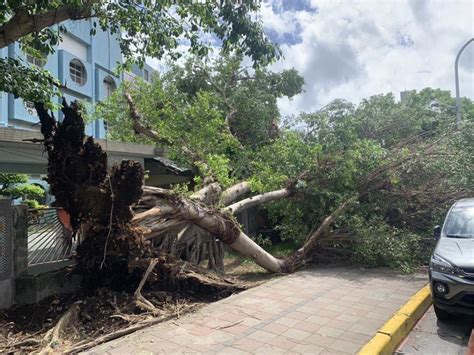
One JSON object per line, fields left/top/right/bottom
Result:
{"left": 262, "top": 0, "right": 474, "bottom": 116}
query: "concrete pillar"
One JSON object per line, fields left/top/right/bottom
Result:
{"left": 0, "top": 198, "right": 14, "bottom": 309}
{"left": 13, "top": 205, "right": 28, "bottom": 276}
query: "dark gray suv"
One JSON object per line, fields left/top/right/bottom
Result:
{"left": 429, "top": 198, "right": 474, "bottom": 321}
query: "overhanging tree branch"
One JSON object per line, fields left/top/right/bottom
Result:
{"left": 124, "top": 92, "right": 172, "bottom": 145}
{"left": 0, "top": 4, "right": 98, "bottom": 49}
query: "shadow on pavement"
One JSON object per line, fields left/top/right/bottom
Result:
{"left": 436, "top": 313, "right": 474, "bottom": 348}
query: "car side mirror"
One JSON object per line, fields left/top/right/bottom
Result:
{"left": 433, "top": 225, "right": 441, "bottom": 239}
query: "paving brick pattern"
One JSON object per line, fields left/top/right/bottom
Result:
{"left": 87, "top": 267, "right": 426, "bottom": 354}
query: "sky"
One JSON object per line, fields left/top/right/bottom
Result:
{"left": 258, "top": 0, "right": 474, "bottom": 116}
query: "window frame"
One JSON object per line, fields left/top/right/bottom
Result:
{"left": 69, "top": 59, "right": 87, "bottom": 86}
{"left": 103, "top": 76, "right": 117, "bottom": 97}
{"left": 26, "top": 53, "right": 46, "bottom": 68}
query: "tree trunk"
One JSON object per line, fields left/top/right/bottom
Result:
{"left": 134, "top": 187, "right": 286, "bottom": 273}
{"left": 228, "top": 232, "right": 284, "bottom": 272}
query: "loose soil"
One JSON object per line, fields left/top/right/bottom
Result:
{"left": 0, "top": 256, "right": 280, "bottom": 354}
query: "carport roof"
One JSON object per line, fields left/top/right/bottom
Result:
{"left": 146, "top": 157, "right": 193, "bottom": 176}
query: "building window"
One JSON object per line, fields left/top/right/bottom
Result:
{"left": 144, "top": 69, "right": 149, "bottom": 81}
{"left": 24, "top": 44, "right": 47, "bottom": 68}
{"left": 69, "top": 59, "right": 87, "bottom": 86}
{"left": 103, "top": 76, "right": 116, "bottom": 97}
{"left": 26, "top": 54, "right": 46, "bottom": 68}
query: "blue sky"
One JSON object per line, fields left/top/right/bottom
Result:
{"left": 258, "top": 0, "right": 474, "bottom": 116}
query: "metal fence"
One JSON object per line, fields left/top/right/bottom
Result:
{"left": 27, "top": 208, "right": 74, "bottom": 267}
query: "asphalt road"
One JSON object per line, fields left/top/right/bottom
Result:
{"left": 396, "top": 306, "right": 474, "bottom": 355}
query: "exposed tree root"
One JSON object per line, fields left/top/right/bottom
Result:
{"left": 134, "top": 258, "right": 159, "bottom": 313}
{"left": 39, "top": 304, "right": 79, "bottom": 354}
{"left": 63, "top": 309, "right": 194, "bottom": 354}
{"left": 157, "top": 255, "right": 247, "bottom": 298}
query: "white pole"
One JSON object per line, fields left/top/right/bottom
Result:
{"left": 455, "top": 38, "right": 474, "bottom": 129}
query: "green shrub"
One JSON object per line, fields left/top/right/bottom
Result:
{"left": 0, "top": 173, "right": 45, "bottom": 208}
{"left": 350, "top": 216, "right": 424, "bottom": 273}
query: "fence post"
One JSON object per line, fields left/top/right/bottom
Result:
{"left": 13, "top": 205, "right": 28, "bottom": 276}
{"left": 0, "top": 198, "right": 14, "bottom": 309}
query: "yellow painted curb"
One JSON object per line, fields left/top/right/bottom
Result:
{"left": 358, "top": 284, "right": 432, "bottom": 355}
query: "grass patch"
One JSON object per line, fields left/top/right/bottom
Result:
{"left": 224, "top": 240, "right": 299, "bottom": 283}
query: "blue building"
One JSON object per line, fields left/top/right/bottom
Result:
{"left": 0, "top": 19, "right": 173, "bottom": 200}
{"left": 0, "top": 19, "right": 154, "bottom": 139}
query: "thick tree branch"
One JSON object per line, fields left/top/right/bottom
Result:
{"left": 195, "top": 63, "right": 243, "bottom": 146}
{"left": 124, "top": 92, "right": 211, "bottom": 176}
{"left": 221, "top": 181, "right": 251, "bottom": 206}
{"left": 124, "top": 92, "right": 172, "bottom": 145}
{"left": 298, "top": 194, "right": 359, "bottom": 258}
{"left": 223, "top": 171, "right": 314, "bottom": 213}
{"left": 225, "top": 188, "right": 291, "bottom": 214}
{"left": 0, "top": 5, "right": 97, "bottom": 49}
{"left": 191, "top": 182, "right": 222, "bottom": 205}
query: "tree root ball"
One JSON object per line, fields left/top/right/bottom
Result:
{"left": 35, "top": 100, "right": 148, "bottom": 289}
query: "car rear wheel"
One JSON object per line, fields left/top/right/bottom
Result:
{"left": 434, "top": 305, "right": 451, "bottom": 321}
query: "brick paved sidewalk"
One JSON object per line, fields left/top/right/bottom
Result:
{"left": 87, "top": 267, "right": 426, "bottom": 354}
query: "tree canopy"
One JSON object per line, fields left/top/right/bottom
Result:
{"left": 0, "top": 0, "right": 279, "bottom": 105}
{"left": 96, "top": 55, "right": 304, "bottom": 186}
{"left": 99, "top": 69, "right": 474, "bottom": 272}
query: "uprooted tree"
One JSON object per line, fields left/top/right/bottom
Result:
{"left": 96, "top": 56, "right": 474, "bottom": 275}
{"left": 34, "top": 71, "right": 474, "bottom": 295}
{"left": 7, "top": 1, "right": 473, "bottom": 283}
{"left": 16, "top": 70, "right": 472, "bottom": 355}
{"left": 33, "top": 99, "right": 358, "bottom": 283}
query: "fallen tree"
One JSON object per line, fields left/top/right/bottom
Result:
{"left": 32, "top": 70, "right": 474, "bottom": 287}
{"left": 20, "top": 87, "right": 472, "bottom": 354}
{"left": 33, "top": 99, "right": 363, "bottom": 284}
{"left": 32, "top": 101, "right": 259, "bottom": 296}
{"left": 33, "top": 101, "right": 412, "bottom": 281}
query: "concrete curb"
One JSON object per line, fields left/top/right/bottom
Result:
{"left": 358, "top": 284, "right": 432, "bottom": 355}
